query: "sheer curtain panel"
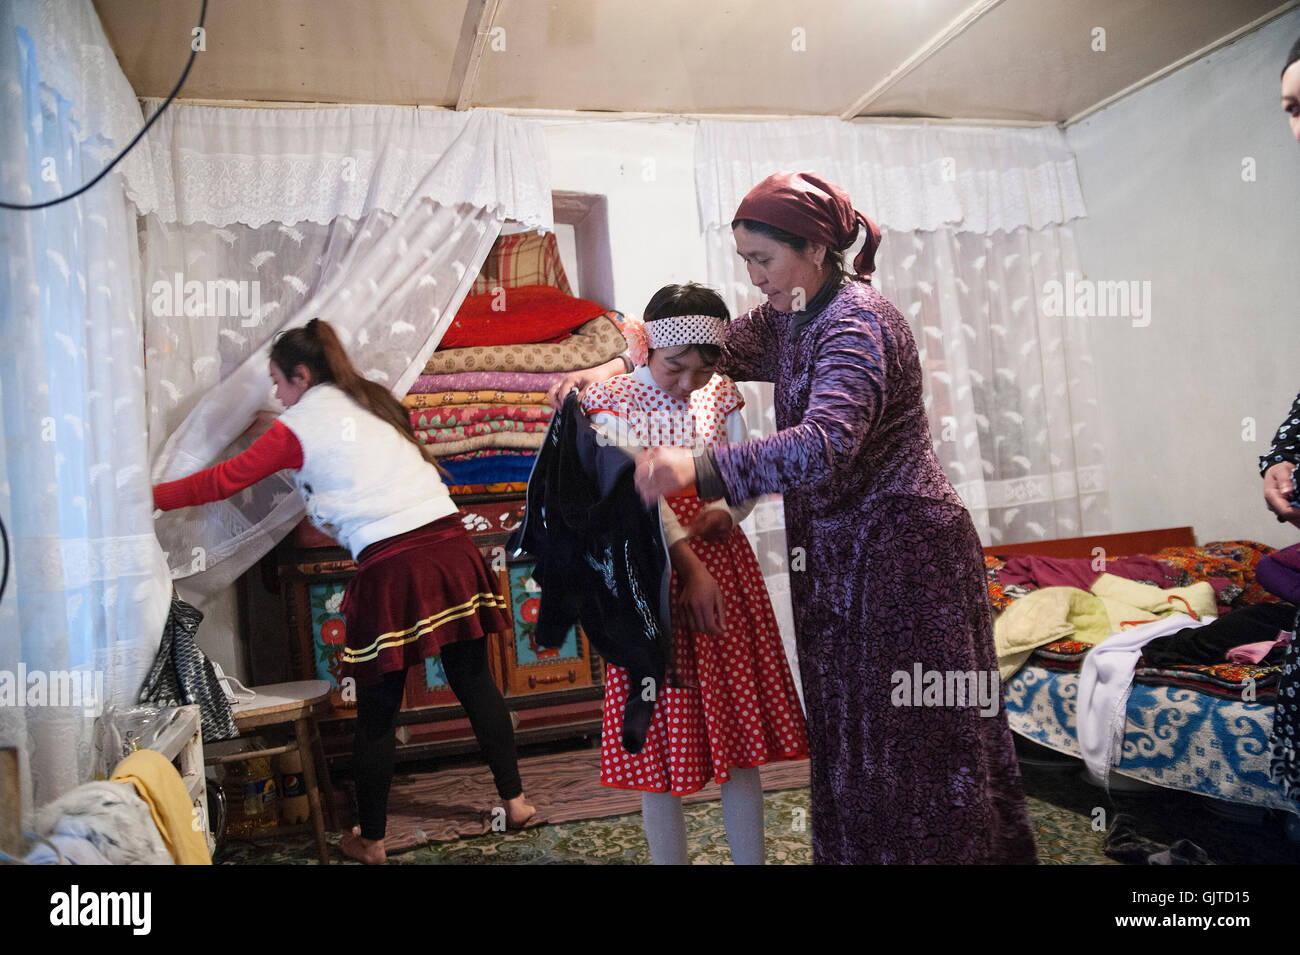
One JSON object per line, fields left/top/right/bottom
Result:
{"left": 142, "top": 105, "right": 553, "bottom": 604}
{"left": 0, "top": 0, "right": 171, "bottom": 809}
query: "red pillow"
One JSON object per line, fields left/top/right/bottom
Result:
{"left": 438, "top": 285, "right": 607, "bottom": 349}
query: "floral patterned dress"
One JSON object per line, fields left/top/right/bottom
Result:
{"left": 713, "top": 280, "right": 1037, "bottom": 864}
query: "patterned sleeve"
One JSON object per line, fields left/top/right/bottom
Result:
{"left": 712, "top": 309, "right": 884, "bottom": 502}
{"left": 719, "top": 304, "right": 777, "bottom": 383}
{"left": 579, "top": 378, "right": 616, "bottom": 417}
{"left": 1260, "top": 391, "right": 1300, "bottom": 476}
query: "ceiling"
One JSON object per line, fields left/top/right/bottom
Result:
{"left": 92, "top": 0, "right": 1296, "bottom": 124}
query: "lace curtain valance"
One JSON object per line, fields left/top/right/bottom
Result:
{"left": 138, "top": 101, "right": 554, "bottom": 231}
{"left": 695, "top": 117, "right": 1087, "bottom": 235}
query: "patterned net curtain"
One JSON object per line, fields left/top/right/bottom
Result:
{"left": 140, "top": 105, "right": 554, "bottom": 604}
{"left": 0, "top": 0, "right": 171, "bottom": 806}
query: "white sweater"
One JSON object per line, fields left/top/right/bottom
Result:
{"left": 278, "top": 384, "right": 458, "bottom": 558}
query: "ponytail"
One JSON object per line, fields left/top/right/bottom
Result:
{"left": 271, "top": 319, "right": 452, "bottom": 480}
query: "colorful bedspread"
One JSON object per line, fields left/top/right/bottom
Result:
{"left": 1004, "top": 664, "right": 1294, "bottom": 815}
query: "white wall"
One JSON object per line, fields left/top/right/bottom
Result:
{"left": 538, "top": 118, "right": 709, "bottom": 316}
{"left": 1066, "top": 9, "right": 1300, "bottom": 548}
{"left": 195, "top": 588, "right": 242, "bottom": 682}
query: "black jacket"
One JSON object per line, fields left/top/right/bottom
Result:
{"left": 510, "top": 391, "right": 671, "bottom": 752}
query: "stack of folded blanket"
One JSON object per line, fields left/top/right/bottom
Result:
{"left": 406, "top": 282, "right": 628, "bottom": 497}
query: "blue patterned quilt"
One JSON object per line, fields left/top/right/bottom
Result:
{"left": 1004, "top": 664, "right": 1296, "bottom": 816}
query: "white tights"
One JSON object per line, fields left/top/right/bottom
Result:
{"left": 640, "top": 766, "right": 765, "bottom": 865}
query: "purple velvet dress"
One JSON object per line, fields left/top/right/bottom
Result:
{"left": 714, "top": 280, "right": 1037, "bottom": 865}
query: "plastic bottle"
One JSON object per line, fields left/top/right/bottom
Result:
{"left": 218, "top": 744, "right": 278, "bottom": 836}
{"left": 277, "top": 749, "right": 310, "bottom": 825}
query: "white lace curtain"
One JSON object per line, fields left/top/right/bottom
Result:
{"left": 697, "top": 117, "right": 1111, "bottom": 546}
{"left": 142, "top": 104, "right": 553, "bottom": 603}
{"left": 0, "top": 0, "right": 171, "bottom": 809}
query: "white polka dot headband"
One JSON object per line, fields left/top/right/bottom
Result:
{"left": 622, "top": 314, "right": 727, "bottom": 366}
{"left": 646, "top": 314, "right": 726, "bottom": 349}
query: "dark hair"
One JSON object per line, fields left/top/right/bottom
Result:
{"left": 270, "top": 319, "right": 450, "bottom": 478}
{"left": 1285, "top": 34, "right": 1300, "bottom": 78}
{"left": 730, "top": 218, "right": 847, "bottom": 282}
{"left": 642, "top": 282, "right": 730, "bottom": 364}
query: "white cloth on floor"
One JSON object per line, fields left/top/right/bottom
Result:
{"left": 1077, "top": 614, "right": 1210, "bottom": 783}
{"left": 23, "top": 818, "right": 115, "bottom": 865}
{"left": 29, "top": 781, "right": 174, "bottom": 865}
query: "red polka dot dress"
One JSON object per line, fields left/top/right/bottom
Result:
{"left": 582, "top": 367, "right": 809, "bottom": 795}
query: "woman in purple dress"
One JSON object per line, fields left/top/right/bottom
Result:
{"left": 558, "top": 172, "right": 1036, "bottom": 864}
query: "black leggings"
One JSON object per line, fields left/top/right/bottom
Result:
{"left": 352, "top": 637, "right": 522, "bottom": 840}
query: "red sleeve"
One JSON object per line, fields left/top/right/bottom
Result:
{"left": 153, "top": 421, "right": 304, "bottom": 511}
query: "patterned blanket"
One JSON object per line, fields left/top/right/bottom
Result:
{"left": 423, "top": 431, "right": 545, "bottom": 456}
{"left": 422, "top": 315, "right": 626, "bottom": 375}
{"left": 410, "top": 371, "right": 567, "bottom": 393}
{"left": 414, "top": 420, "right": 549, "bottom": 444}
{"left": 404, "top": 388, "right": 553, "bottom": 405}
{"left": 446, "top": 481, "right": 530, "bottom": 497}
{"left": 409, "top": 405, "right": 552, "bottom": 429}
{"left": 1005, "top": 664, "right": 1294, "bottom": 815}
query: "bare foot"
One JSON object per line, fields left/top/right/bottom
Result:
{"left": 505, "top": 794, "right": 537, "bottom": 830}
{"left": 339, "top": 826, "right": 387, "bottom": 864}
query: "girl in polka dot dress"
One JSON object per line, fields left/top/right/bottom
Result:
{"left": 580, "top": 283, "right": 809, "bottom": 865}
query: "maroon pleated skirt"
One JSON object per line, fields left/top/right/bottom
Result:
{"left": 339, "top": 514, "right": 510, "bottom": 685}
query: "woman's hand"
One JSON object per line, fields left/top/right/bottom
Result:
{"left": 634, "top": 447, "right": 697, "bottom": 505}
{"left": 689, "top": 508, "right": 733, "bottom": 544}
{"left": 675, "top": 563, "right": 727, "bottom": 634}
{"left": 242, "top": 408, "right": 278, "bottom": 442}
{"left": 546, "top": 358, "right": 625, "bottom": 410}
{"left": 1264, "top": 461, "right": 1300, "bottom": 525}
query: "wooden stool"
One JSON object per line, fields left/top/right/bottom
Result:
{"left": 205, "top": 680, "right": 335, "bottom": 864}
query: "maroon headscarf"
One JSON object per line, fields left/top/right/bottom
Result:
{"left": 733, "top": 171, "right": 882, "bottom": 279}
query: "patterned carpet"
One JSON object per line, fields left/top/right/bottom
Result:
{"left": 217, "top": 740, "right": 1300, "bottom": 865}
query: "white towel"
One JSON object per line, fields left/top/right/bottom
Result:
{"left": 1076, "top": 614, "right": 1211, "bottom": 783}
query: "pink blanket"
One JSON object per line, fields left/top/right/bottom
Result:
{"left": 408, "top": 370, "right": 568, "bottom": 393}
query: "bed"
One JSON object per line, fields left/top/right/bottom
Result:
{"left": 987, "top": 526, "right": 1297, "bottom": 817}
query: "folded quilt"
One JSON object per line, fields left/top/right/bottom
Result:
{"left": 442, "top": 448, "right": 538, "bottom": 461}
{"left": 409, "top": 370, "right": 567, "bottom": 393}
{"left": 415, "top": 420, "right": 549, "bottom": 444}
{"left": 447, "top": 481, "right": 530, "bottom": 496}
{"left": 441, "top": 453, "right": 537, "bottom": 486}
{"left": 423, "top": 315, "right": 625, "bottom": 375}
{"left": 438, "top": 286, "right": 608, "bottom": 348}
{"left": 403, "top": 390, "right": 551, "bottom": 408}
{"left": 425, "top": 431, "right": 546, "bottom": 456}
{"left": 410, "top": 405, "right": 553, "bottom": 430}
{"left": 471, "top": 230, "right": 574, "bottom": 297}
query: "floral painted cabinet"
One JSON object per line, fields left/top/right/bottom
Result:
{"left": 278, "top": 500, "right": 602, "bottom": 742}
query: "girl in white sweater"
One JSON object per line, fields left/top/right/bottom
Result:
{"left": 154, "top": 319, "right": 534, "bottom": 863}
